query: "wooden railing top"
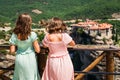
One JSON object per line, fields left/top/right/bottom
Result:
{"left": 1, "top": 44, "right": 120, "bottom": 51}
{"left": 69, "top": 44, "right": 120, "bottom": 51}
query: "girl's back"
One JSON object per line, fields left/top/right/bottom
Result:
{"left": 47, "top": 33, "right": 62, "bottom": 42}
{"left": 44, "top": 33, "right": 69, "bottom": 57}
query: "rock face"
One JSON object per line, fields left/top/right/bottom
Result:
{"left": 90, "top": 28, "right": 113, "bottom": 45}
{"left": 0, "top": 53, "right": 15, "bottom": 80}
{"left": 32, "top": 9, "right": 42, "bottom": 14}
{"left": 69, "top": 22, "right": 120, "bottom": 80}
{"left": 112, "top": 12, "right": 120, "bottom": 19}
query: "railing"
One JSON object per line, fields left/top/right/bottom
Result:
{"left": 1, "top": 45, "right": 120, "bottom": 80}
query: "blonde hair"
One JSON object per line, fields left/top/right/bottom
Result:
{"left": 46, "top": 17, "right": 67, "bottom": 34}
{"left": 13, "top": 13, "right": 32, "bottom": 40}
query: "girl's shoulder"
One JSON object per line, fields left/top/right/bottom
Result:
{"left": 62, "top": 33, "right": 70, "bottom": 37}
{"left": 30, "top": 32, "right": 37, "bottom": 37}
{"left": 11, "top": 33, "right": 17, "bottom": 38}
{"left": 31, "top": 31, "right": 36, "bottom": 35}
{"left": 30, "top": 32, "right": 38, "bottom": 40}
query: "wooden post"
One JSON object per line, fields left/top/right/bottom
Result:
{"left": 75, "top": 53, "right": 106, "bottom": 80}
{"left": 106, "top": 51, "right": 114, "bottom": 80}
{"left": 37, "top": 48, "right": 48, "bottom": 77}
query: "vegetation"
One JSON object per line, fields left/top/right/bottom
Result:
{"left": 0, "top": 31, "right": 5, "bottom": 39}
{"left": 0, "top": 0, "right": 120, "bottom": 23}
{"left": 38, "top": 32, "right": 45, "bottom": 42}
{"left": 0, "top": 50, "right": 8, "bottom": 54}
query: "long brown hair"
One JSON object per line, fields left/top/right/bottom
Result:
{"left": 13, "top": 13, "right": 32, "bottom": 40}
{"left": 46, "top": 17, "right": 67, "bottom": 34}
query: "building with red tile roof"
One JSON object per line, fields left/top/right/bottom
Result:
{"left": 70, "top": 19, "right": 113, "bottom": 45}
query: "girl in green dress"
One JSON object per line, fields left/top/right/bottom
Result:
{"left": 9, "top": 13, "right": 40, "bottom": 80}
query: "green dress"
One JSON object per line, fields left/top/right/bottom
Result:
{"left": 9, "top": 32, "right": 40, "bottom": 80}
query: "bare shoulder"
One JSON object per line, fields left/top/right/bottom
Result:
{"left": 47, "top": 33, "right": 62, "bottom": 42}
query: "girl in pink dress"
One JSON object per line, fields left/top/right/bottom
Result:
{"left": 41, "top": 17, "right": 75, "bottom": 80}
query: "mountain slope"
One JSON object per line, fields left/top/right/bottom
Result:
{"left": 0, "top": 0, "right": 120, "bottom": 23}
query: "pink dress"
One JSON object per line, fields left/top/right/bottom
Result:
{"left": 42, "top": 33, "right": 74, "bottom": 80}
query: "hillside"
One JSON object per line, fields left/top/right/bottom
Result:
{"left": 0, "top": 0, "right": 120, "bottom": 23}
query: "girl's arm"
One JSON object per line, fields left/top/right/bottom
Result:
{"left": 69, "top": 40, "right": 75, "bottom": 46}
{"left": 33, "top": 40, "right": 40, "bottom": 53}
{"left": 42, "top": 43, "right": 48, "bottom": 48}
{"left": 10, "top": 45, "right": 16, "bottom": 55}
